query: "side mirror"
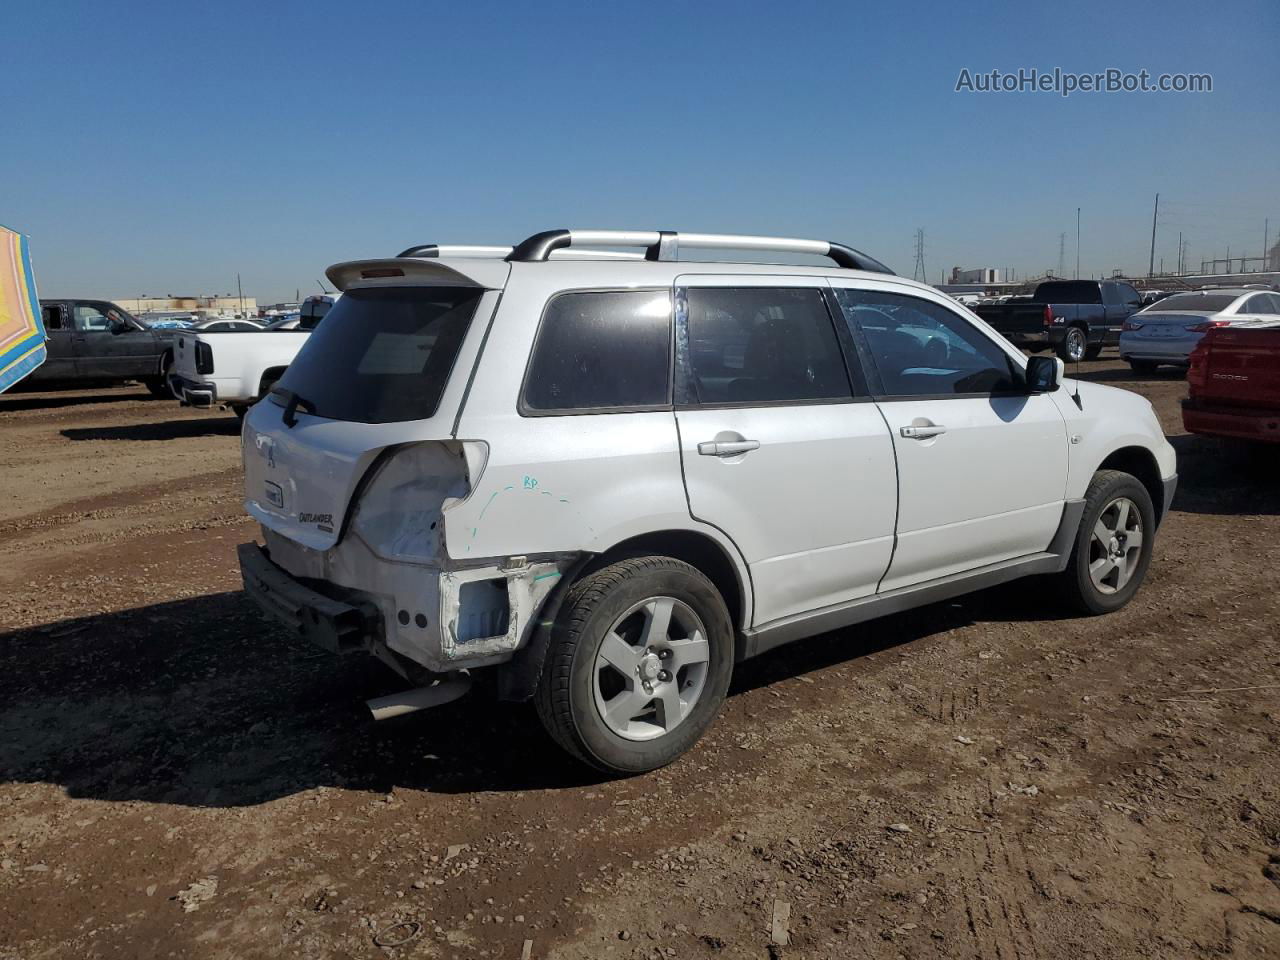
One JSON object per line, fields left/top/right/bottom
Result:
{"left": 1026, "top": 355, "right": 1063, "bottom": 393}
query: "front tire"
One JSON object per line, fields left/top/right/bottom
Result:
{"left": 1055, "top": 469, "right": 1156, "bottom": 615}
{"left": 534, "top": 556, "right": 734, "bottom": 774}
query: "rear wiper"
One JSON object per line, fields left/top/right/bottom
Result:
{"left": 273, "top": 388, "right": 316, "bottom": 428}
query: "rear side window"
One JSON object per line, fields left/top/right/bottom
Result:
{"left": 272, "top": 286, "right": 481, "bottom": 424}
{"left": 1245, "top": 294, "right": 1277, "bottom": 315}
{"left": 522, "top": 291, "right": 671, "bottom": 413}
{"left": 682, "top": 287, "right": 853, "bottom": 405}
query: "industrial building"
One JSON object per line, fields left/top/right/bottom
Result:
{"left": 113, "top": 295, "right": 258, "bottom": 320}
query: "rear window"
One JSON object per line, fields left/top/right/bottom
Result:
{"left": 300, "top": 298, "right": 333, "bottom": 330}
{"left": 1143, "top": 292, "right": 1238, "bottom": 313}
{"left": 1032, "top": 281, "right": 1101, "bottom": 304}
{"left": 272, "top": 286, "right": 481, "bottom": 423}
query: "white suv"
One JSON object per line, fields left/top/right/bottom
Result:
{"left": 239, "top": 229, "right": 1177, "bottom": 773}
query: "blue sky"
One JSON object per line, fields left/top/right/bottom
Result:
{"left": 6, "top": 0, "right": 1277, "bottom": 301}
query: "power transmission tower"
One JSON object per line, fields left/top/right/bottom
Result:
{"left": 1148, "top": 193, "right": 1159, "bottom": 277}
{"left": 912, "top": 228, "right": 926, "bottom": 282}
{"left": 1058, "top": 233, "right": 1066, "bottom": 277}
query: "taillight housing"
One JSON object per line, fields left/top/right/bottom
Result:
{"left": 1186, "top": 340, "right": 1209, "bottom": 391}
{"left": 195, "top": 341, "right": 214, "bottom": 375}
{"left": 1187, "top": 319, "right": 1227, "bottom": 334}
{"left": 1121, "top": 319, "right": 1143, "bottom": 332}
{"left": 1043, "top": 305, "right": 1054, "bottom": 328}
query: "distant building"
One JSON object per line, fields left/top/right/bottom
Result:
{"left": 114, "top": 295, "right": 257, "bottom": 320}
{"left": 950, "top": 266, "right": 1006, "bottom": 284}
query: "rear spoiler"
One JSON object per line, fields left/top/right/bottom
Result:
{"left": 324, "top": 258, "right": 509, "bottom": 292}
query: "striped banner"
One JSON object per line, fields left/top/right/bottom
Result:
{"left": 0, "top": 225, "right": 44, "bottom": 393}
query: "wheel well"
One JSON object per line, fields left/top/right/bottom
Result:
{"left": 259, "top": 366, "right": 287, "bottom": 396}
{"left": 592, "top": 530, "right": 746, "bottom": 629}
{"left": 158, "top": 349, "right": 172, "bottom": 373}
{"left": 1098, "top": 446, "right": 1163, "bottom": 518}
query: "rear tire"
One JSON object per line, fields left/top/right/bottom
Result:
{"left": 534, "top": 556, "right": 734, "bottom": 774}
{"left": 1056, "top": 326, "right": 1088, "bottom": 363}
{"left": 1055, "top": 470, "right": 1156, "bottom": 616}
{"left": 229, "top": 404, "right": 248, "bottom": 421}
{"left": 1128, "top": 359, "right": 1159, "bottom": 375}
{"left": 1084, "top": 343, "right": 1104, "bottom": 361}
{"left": 145, "top": 354, "right": 175, "bottom": 398}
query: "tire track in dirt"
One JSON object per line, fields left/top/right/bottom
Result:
{"left": 0, "top": 468, "right": 243, "bottom": 546}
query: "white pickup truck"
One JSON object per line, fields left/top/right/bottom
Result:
{"left": 171, "top": 294, "right": 338, "bottom": 417}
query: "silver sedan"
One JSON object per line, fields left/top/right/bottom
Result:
{"left": 1119, "top": 288, "right": 1280, "bottom": 373}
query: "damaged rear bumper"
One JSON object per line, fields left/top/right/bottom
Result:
{"left": 238, "top": 542, "right": 376, "bottom": 654}
{"left": 238, "top": 534, "right": 575, "bottom": 673}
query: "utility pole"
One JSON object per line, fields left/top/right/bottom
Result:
{"left": 1057, "top": 233, "right": 1065, "bottom": 277}
{"left": 1177, "top": 231, "right": 1183, "bottom": 273}
{"left": 1075, "top": 207, "right": 1081, "bottom": 279}
{"left": 1148, "top": 193, "right": 1159, "bottom": 278}
{"left": 1264, "top": 218, "right": 1270, "bottom": 272}
{"left": 912, "top": 228, "right": 926, "bottom": 282}
{"left": 236, "top": 273, "right": 244, "bottom": 318}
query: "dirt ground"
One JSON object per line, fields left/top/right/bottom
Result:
{"left": 1, "top": 358, "right": 1278, "bottom": 960}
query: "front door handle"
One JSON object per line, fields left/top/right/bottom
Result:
{"left": 698, "top": 439, "right": 760, "bottom": 457}
{"left": 900, "top": 424, "right": 947, "bottom": 439}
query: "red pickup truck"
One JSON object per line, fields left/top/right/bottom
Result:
{"left": 1182, "top": 322, "right": 1280, "bottom": 443}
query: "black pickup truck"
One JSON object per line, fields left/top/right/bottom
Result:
{"left": 972, "top": 279, "right": 1143, "bottom": 362}
{"left": 28, "top": 299, "right": 175, "bottom": 395}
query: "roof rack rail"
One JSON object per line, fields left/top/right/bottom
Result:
{"left": 396, "top": 244, "right": 514, "bottom": 258}
{"left": 505, "top": 229, "right": 894, "bottom": 274}
{"left": 395, "top": 243, "right": 646, "bottom": 261}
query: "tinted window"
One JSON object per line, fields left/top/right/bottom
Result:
{"left": 523, "top": 291, "right": 671, "bottom": 412}
{"left": 683, "top": 287, "right": 852, "bottom": 405}
{"left": 1033, "top": 281, "right": 1101, "bottom": 304}
{"left": 300, "top": 298, "right": 333, "bottom": 331}
{"left": 42, "top": 305, "right": 64, "bottom": 330}
{"left": 834, "top": 288, "right": 1024, "bottom": 397}
{"left": 1245, "top": 295, "right": 1276, "bottom": 315}
{"left": 1145, "top": 292, "right": 1238, "bottom": 313}
{"left": 272, "top": 286, "right": 480, "bottom": 424}
{"left": 1118, "top": 283, "right": 1142, "bottom": 307}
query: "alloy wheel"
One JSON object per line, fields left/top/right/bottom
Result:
{"left": 1066, "top": 328, "right": 1086, "bottom": 362}
{"left": 592, "top": 596, "right": 710, "bottom": 742}
{"left": 1088, "top": 496, "right": 1143, "bottom": 594}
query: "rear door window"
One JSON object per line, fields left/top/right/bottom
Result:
{"left": 681, "top": 287, "right": 854, "bottom": 405}
{"left": 272, "top": 286, "right": 481, "bottom": 423}
{"left": 522, "top": 290, "right": 671, "bottom": 413}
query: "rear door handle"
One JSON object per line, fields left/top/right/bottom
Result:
{"left": 697, "top": 439, "right": 760, "bottom": 457}
{"left": 900, "top": 424, "right": 947, "bottom": 439}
